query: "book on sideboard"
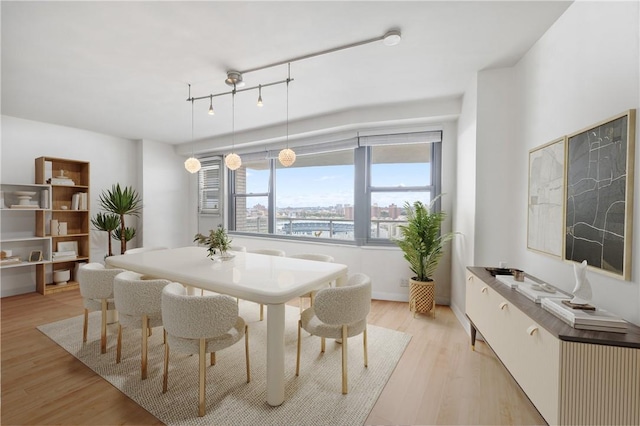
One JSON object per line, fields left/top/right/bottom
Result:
{"left": 541, "top": 298, "right": 628, "bottom": 333}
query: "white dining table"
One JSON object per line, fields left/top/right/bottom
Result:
{"left": 106, "top": 246, "right": 348, "bottom": 406}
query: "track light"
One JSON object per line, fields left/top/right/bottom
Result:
{"left": 208, "top": 95, "right": 214, "bottom": 115}
{"left": 257, "top": 84, "right": 263, "bottom": 107}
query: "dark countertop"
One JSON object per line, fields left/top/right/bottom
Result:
{"left": 467, "top": 266, "right": 640, "bottom": 349}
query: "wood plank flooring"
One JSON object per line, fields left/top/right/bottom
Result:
{"left": 1, "top": 291, "right": 545, "bottom": 425}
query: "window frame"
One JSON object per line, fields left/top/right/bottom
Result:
{"left": 225, "top": 131, "right": 443, "bottom": 246}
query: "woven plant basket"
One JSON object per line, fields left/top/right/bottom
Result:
{"left": 409, "top": 278, "right": 435, "bottom": 318}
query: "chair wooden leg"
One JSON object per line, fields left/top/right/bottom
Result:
{"left": 83, "top": 308, "right": 88, "bottom": 343}
{"left": 141, "top": 315, "right": 148, "bottom": 380}
{"left": 116, "top": 323, "right": 122, "bottom": 363}
{"left": 363, "top": 326, "right": 368, "bottom": 368}
{"left": 260, "top": 304, "right": 264, "bottom": 321}
{"left": 245, "top": 325, "right": 250, "bottom": 383}
{"left": 162, "top": 329, "right": 169, "bottom": 393}
{"left": 101, "top": 300, "right": 107, "bottom": 354}
{"left": 342, "top": 325, "right": 348, "bottom": 394}
{"left": 296, "top": 320, "right": 302, "bottom": 376}
{"left": 210, "top": 352, "right": 215, "bottom": 366}
{"left": 198, "top": 338, "right": 206, "bottom": 417}
{"left": 321, "top": 337, "right": 325, "bottom": 353}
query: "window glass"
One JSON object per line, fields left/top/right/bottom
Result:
{"left": 371, "top": 144, "right": 431, "bottom": 187}
{"left": 235, "top": 196, "right": 269, "bottom": 233}
{"left": 275, "top": 150, "right": 354, "bottom": 240}
{"left": 370, "top": 191, "right": 432, "bottom": 239}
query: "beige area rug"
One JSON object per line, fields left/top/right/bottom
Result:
{"left": 37, "top": 301, "right": 411, "bottom": 426}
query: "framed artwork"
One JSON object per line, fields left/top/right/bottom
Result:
{"left": 528, "top": 137, "right": 566, "bottom": 257}
{"left": 565, "top": 109, "right": 636, "bottom": 280}
{"left": 57, "top": 240, "right": 78, "bottom": 255}
{"left": 28, "top": 250, "right": 43, "bottom": 262}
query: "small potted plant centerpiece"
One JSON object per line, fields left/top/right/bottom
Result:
{"left": 194, "top": 226, "right": 234, "bottom": 261}
{"left": 394, "top": 197, "right": 454, "bottom": 317}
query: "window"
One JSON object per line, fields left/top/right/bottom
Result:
{"left": 198, "top": 157, "right": 222, "bottom": 215}
{"left": 225, "top": 130, "right": 442, "bottom": 245}
{"left": 367, "top": 142, "right": 438, "bottom": 241}
{"left": 229, "top": 158, "right": 270, "bottom": 233}
{"left": 276, "top": 150, "right": 354, "bottom": 240}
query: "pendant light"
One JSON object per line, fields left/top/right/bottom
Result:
{"left": 184, "top": 94, "right": 202, "bottom": 173}
{"left": 224, "top": 87, "right": 242, "bottom": 170}
{"left": 208, "top": 95, "right": 215, "bottom": 115}
{"left": 278, "top": 64, "right": 296, "bottom": 167}
{"left": 257, "top": 84, "right": 263, "bottom": 107}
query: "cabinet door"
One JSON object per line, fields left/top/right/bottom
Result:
{"left": 497, "top": 298, "right": 560, "bottom": 424}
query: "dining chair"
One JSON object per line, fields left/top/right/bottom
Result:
{"left": 296, "top": 272, "right": 371, "bottom": 394}
{"left": 288, "top": 253, "right": 335, "bottom": 313}
{"left": 113, "top": 271, "right": 171, "bottom": 379}
{"left": 124, "top": 246, "right": 168, "bottom": 255}
{"left": 161, "top": 282, "right": 250, "bottom": 417}
{"left": 77, "top": 263, "right": 125, "bottom": 354}
{"left": 247, "top": 248, "right": 286, "bottom": 320}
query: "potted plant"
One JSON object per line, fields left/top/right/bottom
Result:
{"left": 194, "top": 226, "right": 233, "bottom": 260}
{"left": 91, "top": 212, "right": 120, "bottom": 257}
{"left": 98, "top": 184, "right": 142, "bottom": 254}
{"left": 394, "top": 197, "right": 454, "bottom": 317}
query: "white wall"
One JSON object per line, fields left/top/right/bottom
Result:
{"left": 0, "top": 117, "right": 194, "bottom": 296}
{"left": 139, "top": 139, "right": 192, "bottom": 249}
{"left": 450, "top": 1, "right": 640, "bottom": 327}
{"left": 513, "top": 1, "right": 640, "bottom": 325}
{"left": 451, "top": 75, "right": 478, "bottom": 327}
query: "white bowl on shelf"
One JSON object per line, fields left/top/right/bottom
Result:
{"left": 53, "top": 269, "right": 71, "bottom": 285}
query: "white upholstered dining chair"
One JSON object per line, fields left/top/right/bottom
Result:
{"left": 288, "top": 253, "right": 335, "bottom": 313}
{"left": 247, "top": 248, "right": 286, "bottom": 320}
{"left": 161, "top": 282, "right": 250, "bottom": 417}
{"left": 296, "top": 272, "right": 371, "bottom": 394}
{"left": 77, "top": 263, "right": 125, "bottom": 354}
{"left": 113, "top": 271, "right": 171, "bottom": 379}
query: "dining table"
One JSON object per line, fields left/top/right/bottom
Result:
{"left": 106, "top": 246, "right": 348, "bottom": 406}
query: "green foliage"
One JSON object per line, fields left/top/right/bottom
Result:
{"left": 98, "top": 184, "right": 142, "bottom": 254}
{"left": 194, "top": 226, "right": 232, "bottom": 259}
{"left": 91, "top": 212, "right": 120, "bottom": 257}
{"left": 394, "top": 198, "right": 455, "bottom": 282}
{"left": 113, "top": 227, "right": 136, "bottom": 243}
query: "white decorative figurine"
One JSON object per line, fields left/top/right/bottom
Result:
{"left": 571, "top": 260, "right": 592, "bottom": 305}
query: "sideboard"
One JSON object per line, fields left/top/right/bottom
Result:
{"left": 466, "top": 266, "right": 640, "bottom": 425}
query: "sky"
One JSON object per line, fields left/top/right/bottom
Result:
{"left": 244, "top": 163, "right": 431, "bottom": 209}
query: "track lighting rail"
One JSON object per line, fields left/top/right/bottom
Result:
{"left": 187, "top": 78, "right": 293, "bottom": 103}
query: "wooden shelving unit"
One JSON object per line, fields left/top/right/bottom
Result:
{"left": 35, "top": 157, "right": 90, "bottom": 295}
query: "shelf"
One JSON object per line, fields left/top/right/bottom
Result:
{"left": 51, "top": 209, "right": 88, "bottom": 213}
{"left": 50, "top": 184, "right": 89, "bottom": 189}
{"left": 49, "top": 233, "right": 89, "bottom": 238}
{"left": 43, "top": 281, "right": 79, "bottom": 294}
{"left": 51, "top": 256, "right": 89, "bottom": 264}
{"left": 1, "top": 236, "right": 51, "bottom": 243}
{"left": 0, "top": 260, "right": 50, "bottom": 269}
{"left": 1, "top": 208, "right": 50, "bottom": 212}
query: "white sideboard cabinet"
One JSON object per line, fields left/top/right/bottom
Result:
{"left": 466, "top": 267, "right": 640, "bottom": 425}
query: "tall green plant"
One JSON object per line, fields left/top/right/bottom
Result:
{"left": 394, "top": 198, "right": 454, "bottom": 282}
{"left": 91, "top": 212, "right": 120, "bottom": 257}
{"left": 99, "top": 184, "right": 142, "bottom": 254}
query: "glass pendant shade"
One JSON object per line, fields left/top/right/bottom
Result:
{"left": 184, "top": 156, "right": 202, "bottom": 173}
{"left": 225, "top": 152, "right": 242, "bottom": 170}
{"left": 278, "top": 148, "right": 296, "bottom": 167}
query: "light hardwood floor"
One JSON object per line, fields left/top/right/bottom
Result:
{"left": 1, "top": 291, "right": 545, "bottom": 425}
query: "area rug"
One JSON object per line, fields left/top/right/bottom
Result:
{"left": 37, "top": 301, "right": 411, "bottom": 426}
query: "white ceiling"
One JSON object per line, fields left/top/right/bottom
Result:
{"left": 1, "top": 1, "right": 571, "bottom": 147}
